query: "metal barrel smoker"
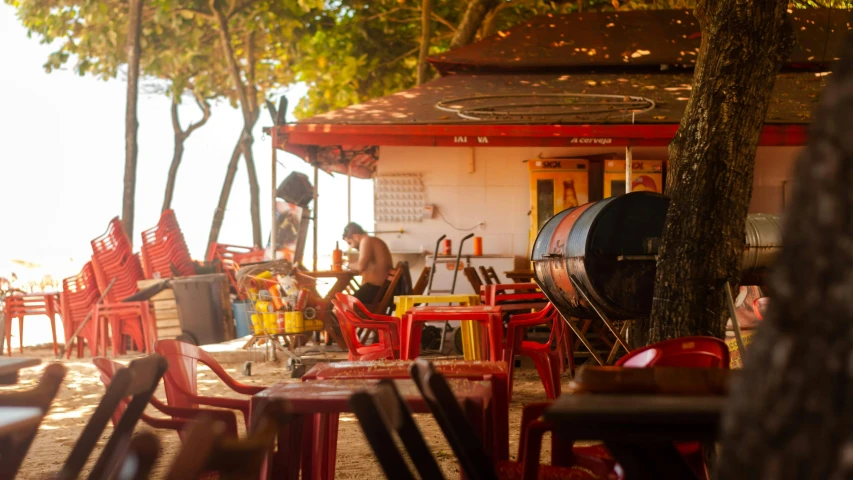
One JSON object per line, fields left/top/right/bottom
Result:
{"left": 531, "top": 191, "right": 782, "bottom": 364}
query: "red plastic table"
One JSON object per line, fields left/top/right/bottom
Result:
{"left": 252, "top": 378, "right": 492, "bottom": 480}
{"left": 3, "top": 293, "right": 60, "bottom": 356}
{"left": 402, "top": 305, "right": 504, "bottom": 361}
{"left": 302, "top": 360, "right": 510, "bottom": 461}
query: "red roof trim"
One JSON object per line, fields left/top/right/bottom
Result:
{"left": 272, "top": 123, "right": 807, "bottom": 148}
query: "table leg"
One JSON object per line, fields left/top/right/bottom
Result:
{"left": 319, "top": 413, "right": 340, "bottom": 480}
{"left": 404, "top": 319, "right": 424, "bottom": 360}
{"left": 488, "top": 314, "right": 503, "bottom": 363}
{"left": 491, "top": 376, "right": 510, "bottom": 461}
{"left": 605, "top": 441, "right": 698, "bottom": 479}
{"left": 302, "top": 413, "right": 318, "bottom": 480}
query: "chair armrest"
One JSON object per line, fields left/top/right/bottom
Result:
{"left": 153, "top": 402, "right": 240, "bottom": 437}
{"left": 191, "top": 395, "right": 251, "bottom": 414}
{"left": 221, "top": 380, "right": 266, "bottom": 396}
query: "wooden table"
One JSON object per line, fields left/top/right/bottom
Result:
{"left": 0, "top": 407, "right": 42, "bottom": 436}
{"left": 0, "top": 357, "right": 40, "bottom": 385}
{"left": 253, "top": 378, "right": 492, "bottom": 480}
{"left": 545, "top": 391, "right": 725, "bottom": 478}
{"left": 302, "top": 360, "right": 511, "bottom": 460}
{"left": 503, "top": 270, "right": 535, "bottom": 283}
{"left": 301, "top": 271, "right": 356, "bottom": 301}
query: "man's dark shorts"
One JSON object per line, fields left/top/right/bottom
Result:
{"left": 353, "top": 283, "right": 381, "bottom": 304}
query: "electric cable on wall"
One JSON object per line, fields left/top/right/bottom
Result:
{"left": 436, "top": 206, "right": 483, "bottom": 231}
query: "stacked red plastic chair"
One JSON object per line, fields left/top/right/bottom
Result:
{"left": 59, "top": 262, "right": 102, "bottom": 358}
{"left": 90, "top": 217, "right": 156, "bottom": 356}
{"left": 140, "top": 210, "right": 195, "bottom": 279}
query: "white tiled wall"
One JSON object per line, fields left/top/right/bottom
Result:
{"left": 374, "top": 145, "right": 803, "bottom": 275}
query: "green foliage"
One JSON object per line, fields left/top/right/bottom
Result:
{"left": 291, "top": 0, "right": 594, "bottom": 118}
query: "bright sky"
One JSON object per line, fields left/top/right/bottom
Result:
{"left": 0, "top": 4, "right": 374, "bottom": 284}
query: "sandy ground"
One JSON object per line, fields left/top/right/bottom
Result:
{"left": 5, "top": 345, "right": 572, "bottom": 479}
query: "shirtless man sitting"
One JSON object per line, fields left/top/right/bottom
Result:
{"left": 342, "top": 222, "right": 393, "bottom": 305}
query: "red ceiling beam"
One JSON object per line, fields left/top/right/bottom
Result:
{"left": 270, "top": 123, "right": 807, "bottom": 148}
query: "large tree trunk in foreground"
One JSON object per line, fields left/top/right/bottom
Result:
{"left": 207, "top": 139, "right": 243, "bottom": 254}
{"left": 163, "top": 93, "right": 211, "bottom": 212}
{"left": 417, "top": 0, "right": 432, "bottom": 85}
{"left": 716, "top": 36, "right": 853, "bottom": 480}
{"left": 646, "top": 0, "right": 793, "bottom": 343}
{"left": 122, "top": 0, "right": 144, "bottom": 244}
{"left": 449, "top": 0, "right": 499, "bottom": 49}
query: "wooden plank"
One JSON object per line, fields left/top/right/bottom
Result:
{"left": 156, "top": 319, "right": 182, "bottom": 329}
{"left": 153, "top": 299, "right": 177, "bottom": 311}
{"left": 155, "top": 311, "right": 180, "bottom": 325}
{"left": 157, "top": 327, "right": 183, "bottom": 338}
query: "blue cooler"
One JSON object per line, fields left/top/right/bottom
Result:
{"left": 232, "top": 301, "right": 252, "bottom": 338}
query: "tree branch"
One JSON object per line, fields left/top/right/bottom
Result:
{"left": 210, "top": 0, "right": 252, "bottom": 123}
{"left": 417, "top": 0, "right": 433, "bottom": 85}
{"left": 184, "top": 91, "right": 212, "bottom": 137}
{"left": 431, "top": 12, "right": 457, "bottom": 33}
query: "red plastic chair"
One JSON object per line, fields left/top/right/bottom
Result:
{"left": 519, "top": 402, "right": 618, "bottom": 480}
{"left": 154, "top": 339, "right": 265, "bottom": 428}
{"left": 482, "top": 283, "right": 546, "bottom": 309}
{"left": 615, "top": 336, "right": 730, "bottom": 369}
{"left": 92, "top": 357, "right": 239, "bottom": 437}
{"left": 4, "top": 293, "right": 59, "bottom": 356}
{"left": 615, "top": 336, "right": 729, "bottom": 480}
{"left": 205, "top": 242, "right": 263, "bottom": 297}
{"left": 333, "top": 293, "right": 401, "bottom": 360}
{"left": 60, "top": 262, "right": 101, "bottom": 358}
{"left": 504, "top": 303, "right": 571, "bottom": 401}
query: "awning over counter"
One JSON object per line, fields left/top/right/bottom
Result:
{"left": 267, "top": 70, "right": 823, "bottom": 179}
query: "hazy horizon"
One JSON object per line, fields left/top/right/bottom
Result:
{"left": 0, "top": 3, "right": 374, "bottom": 285}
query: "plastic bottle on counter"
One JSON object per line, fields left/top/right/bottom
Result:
{"left": 332, "top": 241, "right": 343, "bottom": 272}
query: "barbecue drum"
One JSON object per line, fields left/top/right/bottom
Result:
{"left": 532, "top": 192, "right": 782, "bottom": 320}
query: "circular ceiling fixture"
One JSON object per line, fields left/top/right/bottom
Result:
{"left": 435, "top": 93, "right": 655, "bottom": 122}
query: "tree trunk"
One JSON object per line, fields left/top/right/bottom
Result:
{"left": 417, "top": 0, "right": 433, "bottom": 85}
{"left": 449, "top": 0, "right": 499, "bottom": 49}
{"left": 163, "top": 129, "right": 184, "bottom": 213}
{"left": 207, "top": 138, "right": 243, "bottom": 254}
{"left": 240, "top": 118, "right": 262, "bottom": 248}
{"left": 163, "top": 93, "right": 211, "bottom": 212}
{"left": 646, "top": 0, "right": 793, "bottom": 343}
{"left": 211, "top": 4, "right": 262, "bottom": 247}
{"left": 716, "top": 35, "right": 853, "bottom": 479}
{"left": 122, "top": 0, "right": 144, "bottom": 243}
